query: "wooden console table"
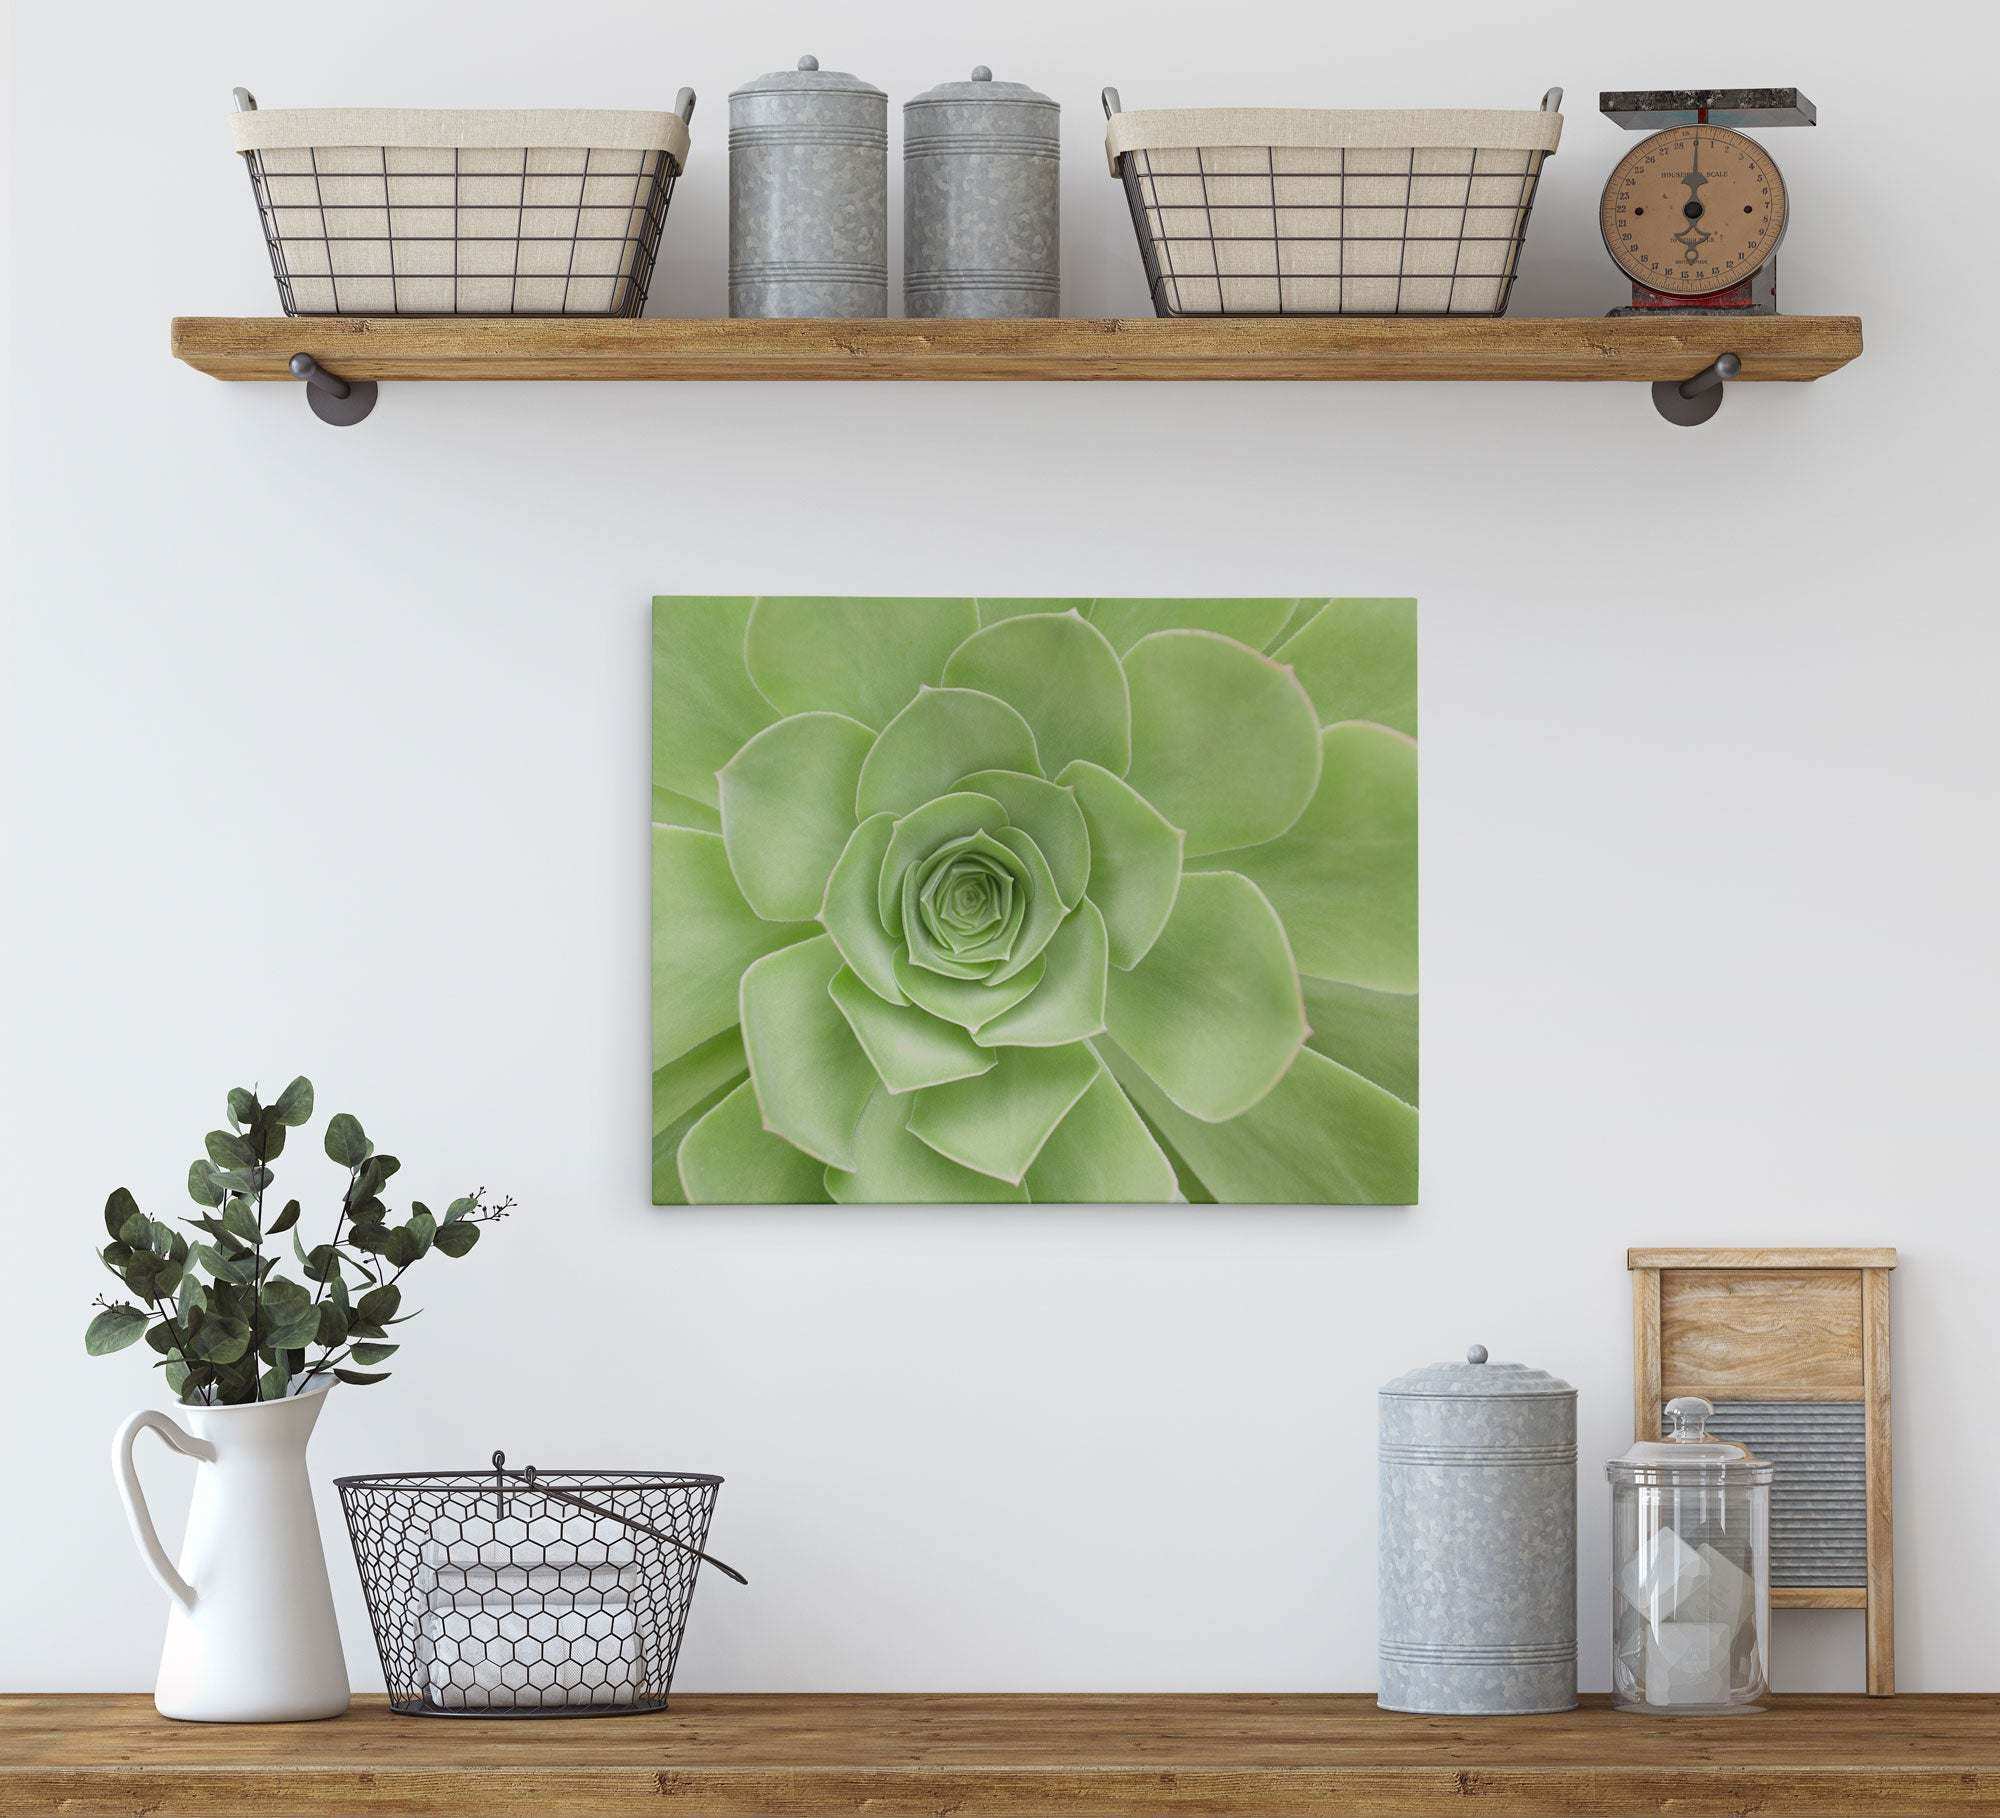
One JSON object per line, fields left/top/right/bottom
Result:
{"left": 4, "top": 1692, "right": 1996, "bottom": 1816}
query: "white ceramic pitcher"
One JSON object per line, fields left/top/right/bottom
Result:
{"left": 112, "top": 1384, "right": 349, "bottom": 1721}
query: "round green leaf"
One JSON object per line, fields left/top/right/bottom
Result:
{"left": 1085, "top": 597, "right": 1299, "bottom": 656}
{"left": 323, "top": 1113, "right": 368, "bottom": 1167}
{"left": 718, "top": 710, "right": 874, "bottom": 922}
{"left": 973, "top": 899, "right": 1109, "bottom": 1050}
{"left": 829, "top": 966, "right": 997, "bottom": 1095}
{"left": 85, "top": 1304, "right": 150, "bottom": 1355}
{"left": 652, "top": 596, "right": 779, "bottom": 809}
{"left": 894, "top": 949, "right": 1045, "bottom": 1032}
{"left": 1056, "top": 760, "right": 1184, "bottom": 970}
{"left": 855, "top": 687, "right": 1041, "bottom": 820}
{"left": 954, "top": 769, "right": 1090, "bottom": 909}
{"left": 906, "top": 1041, "right": 1101, "bottom": 1183}
{"left": 1123, "top": 630, "right": 1323, "bottom": 858}
{"left": 1104, "top": 870, "right": 1306, "bottom": 1122}
{"left": 104, "top": 1187, "right": 141, "bottom": 1239}
{"left": 984, "top": 826, "right": 1067, "bottom": 985}
{"left": 825, "top": 1088, "right": 1028, "bottom": 1204}
{"left": 1270, "top": 598, "right": 1417, "bottom": 736}
{"left": 878, "top": 792, "right": 1009, "bottom": 936}
{"left": 739, "top": 934, "right": 875, "bottom": 1169}
{"left": 1301, "top": 977, "right": 1418, "bottom": 1108}
{"left": 817, "top": 814, "right": 905, "bottom": 1005}
{"left": 1205, "top": 722, "right": 1417, "bottom": 993}
{"left": 1023, "top": 1067, "right": 1181, "bottom": 1203}
{"left": 1102, "top": 1038, "right": 1417, "bottom": 1205}
{"left": 678, "top": 1080, "right": 834, "bottom": 1204}
{"left": 941, "top": 611, "right": 1131, "bottom": 778}
{"left": 745, "top": 597, "right": 978, "bottom": 729}
{"left": 653, "top": 827, "right": 818, "bottom": 1066}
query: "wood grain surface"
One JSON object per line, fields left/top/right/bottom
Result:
{"left": 4, "top": 1693, "right": 1995, "bottom": 1817}
{"left": 1659, "top": 1268, "right": 1865, "bottom": 1400}
{"left": 1628, "top": 1248, "right": 1898, "bottom": 1271}
{"left": 1865, "top": 1264, "right": 1897, "bottom": 1693}
{"left": 169, "top": 314, "right": 1866, "bottom": 384}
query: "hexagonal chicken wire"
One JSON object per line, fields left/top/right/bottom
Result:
{"left": 338, "top": 1455, "right": 739, "bottom": 1716}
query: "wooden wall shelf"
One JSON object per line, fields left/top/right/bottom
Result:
{"left": 4, "top": 1692, "right": 1992, "bottom": 1817}
{"left": 171, "top": 313, "right": 1862, "bottom": 386}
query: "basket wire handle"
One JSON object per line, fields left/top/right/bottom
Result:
{"left": 490, "top": 1452, "right": 748, "bottom": 1586}
{"left": 1102, "top": 86, "right": 1122, "bottom": 120}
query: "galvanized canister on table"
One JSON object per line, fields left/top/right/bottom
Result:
{"left": 904, "top": 66, "right": 1059, "bottom": 317}
{"left": 1378, "top": 1345, "right": 1578, "bottom": 1715}
{"left": 729, "top": 54, "right": 887, "bottom": 317}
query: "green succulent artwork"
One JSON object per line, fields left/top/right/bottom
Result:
{"left": 652, "top": 597, "right": 1416, "bottom": 1205}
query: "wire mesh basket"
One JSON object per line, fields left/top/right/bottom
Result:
{"left": 338, "top": 1453, "right": 742, "bottom": 1716}
{"left": 230, "top": 90, "right": 695, "bottom": 317}
{"left": 1103, "top": 87, "right": 1563, "bottom": 317}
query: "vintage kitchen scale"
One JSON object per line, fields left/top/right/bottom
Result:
{"left": 1599, "top": 88, "right": 1816, "bottom": 423}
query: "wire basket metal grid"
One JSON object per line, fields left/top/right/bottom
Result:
{"left": 1116, "top": 143, "right": 1550, "bottom": 318}
{"left": 1106, "top": 89, "right": 1561, "bottom": 318}
{"left": 237, "top": 93, "right": 691, "bottom": 318}
{"left": 338, "top": 1456, "right": 736, "bottom": 1716}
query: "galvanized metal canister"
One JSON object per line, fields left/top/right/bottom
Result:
{"left": 729, "top": 54, "right": 887, "bottom": 317}
{"left": 904, "top": 66, "right": 1059, "bottom": 317}
{"left": 1378, "top": 1345, "right": 1578, "bottom": 1715}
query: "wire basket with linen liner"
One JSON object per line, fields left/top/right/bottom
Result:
{"left": 338, "top": 1454, "right": 744, "bottom": 1716}
{"left": 1104, "top": 87, "right": 1563, "bottom": 316}
{"left": 229, "top": 89, "right": 694, "bottom": 317}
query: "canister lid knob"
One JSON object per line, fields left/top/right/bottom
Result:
{"left": 972, "top": 66, "right": 992, "bottom": 81}
{"left": 1466, "top": 1343, "right": 1488, "bottom": 1364}
{"left": 798, "top": 54, "right": 819, "bottom": 71}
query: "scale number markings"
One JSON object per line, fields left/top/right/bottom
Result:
{"left": 1599, "top": 123, "right": 1789, "bottom": 297}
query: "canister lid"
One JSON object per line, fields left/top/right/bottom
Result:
{"left": 1379, "top": 1343, "right": 1576, "bottom": 1399}
{"left": 732, "top": 54, "right": 886, "bottom": 100}
{"left": 906, "top": 66, "right": 1058, "bottom": 110}
{"left": 1606, "top": 1397, "right": 1776, "bottom": 1484}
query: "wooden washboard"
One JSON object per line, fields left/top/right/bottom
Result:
{"left": 1628, "top": 1247, "right": 1896, "bottom": 1694}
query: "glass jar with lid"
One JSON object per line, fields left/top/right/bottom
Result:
{"left": 1606, "top": 1396, "right": 1774, "bottom": 1712}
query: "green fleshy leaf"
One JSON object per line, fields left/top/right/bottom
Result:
{"left": 677, "top": 1079, "right": 833, "bottom": 1204}
{"left": 1102, "top": 1038, "right": 1417, "bottom": 1205}
{"left": 273, "top": 1076, "right": 315, "bottom": 1126}
{"left": 745, "top": 597, "right": 979, "bottom": 729}
{"left": 854, "top": 687, "right": 1041, "bottom": 820}
{"left": 907, "top": 1042, "right": 1100, "bottom": 1183}
{"left": 651, "top": 596, "right": 779, "bottom": 809}
{"left": 316, "top": 1302, "right": 349, "bottom": 1347}
{"left": 1264, "top": 598, "right": 1330, "bottom": 652}
{"left": 893, "top": 949, "right": 1044, "bottom": 1031}
{"left": 349, "top": 1342, "right": 400, "bottom": 1366}
{"left": 1206, "top": 722, "right": 1416, "bottom": 993}
{"left": 975, "top": 597, "right": 1092, "bottom": 625}
{"left": 1056, "top": 760, "right": 1184, "bottom": 970}
{"left": 433, "top": 1221, "right": 479, "bottom": 1257}
{"left": 829, "top": 966, "right": 997, "bottom": 1094}
{"left": 654, "top": 1034, "right": 748, "bottom": 1205}
{"left": 653, "top": 827, "right": 819, "bottom": 1066}
{"left": 739, "top": 934, "right": 874, "bottom": 1169}
{"left": 323, "top": 1113, "right": 368, "bottom": 1167}
{"left": 118, "top": 1210, "right": 151, "bottom": 1248}
{"left": 103, "top": 1187, "right": 140, "bottom": 1240}
{"left": 1301, "top": 978, "right": 1418, "bottom": 1107}
{"left": 85, "top": 1304, "right": 150, "bottom": 1355}
{"left": 356, "top": 1284, "right": 401, "bottom": 1325}
{"left": 817, "top": 814, "right": 905, "bottom": 1005}
{"left": 953, "top": 769, "right": 1090, "bottom": 909}
{"left": 1023, "top": 1066, "right": 1181, "bottom": 1203}
{"left": 651, "top": 783, "right": 723, "bottom": 833}
{"left": 268, "top": 1198, "right": 301, "bottom": 1235}
{"left": 205, "top": 1128, "right": 256, "bottom": 1170}
{"left": 1270, "top": 598, "right": 1417, "bottom": 736}
{"left": 984, "top": 826, "right": 1066, "bottom": 985}
{"left": 226, "top": 1088, "right": 258, "bottom": 1126}
{"left": 940, "top": 611, "right": 1131, "bottom": 778}
{"left": 1123, "top": 630, "right": 1323, "bottom": 858}
{"left": 718, "top": 711, "right": 875, "bottom": 921}
{"left": 973, "top": 899, "right": 1109, "bottom": 1049}
{"left": 878, "top": 792, "right": 1009, "bottom": 937}
{"left": 1104, "top": 870, "right": 1307, "bottom": 1122}
{"left": 188, "top": 1313, "right": 252, "bottom": 1366}
{"left": 825, "top": 1088, "right": 1028, "bottom": 1204}
{"left": 185, "top": 1162, "right": 224, "bottom": 1208}
{"left": 1084, "top": 597, "right": 1298, "bottom": 656}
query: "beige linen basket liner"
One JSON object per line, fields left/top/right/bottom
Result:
{"left": 1104, "top": 91, "right": 1563, "bottom": 315}
{"left": 230, "top": 96, "right": 693, "bottom": 316}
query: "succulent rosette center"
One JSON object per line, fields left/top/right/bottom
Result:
{"left": 653, "top": 597, "right": 1418, "bottom": 1205}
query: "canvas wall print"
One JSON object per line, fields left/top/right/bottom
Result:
{"left": 652, "top": 597, "right": 1416, "bottom": 1205}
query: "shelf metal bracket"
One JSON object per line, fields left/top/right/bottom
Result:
{"left": 290, "top": 353, "right": 377, "bottom": 427}
{"left": 1652, "top": 352, "right": 1740, "bottom": 427}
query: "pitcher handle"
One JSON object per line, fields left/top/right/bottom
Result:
{"left": 112, "top": 1409, "right": 216, "bottom": 1611}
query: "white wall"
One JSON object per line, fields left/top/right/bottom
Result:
{"left": 6, "top": 0, "right": 1996, "bottom": 1696}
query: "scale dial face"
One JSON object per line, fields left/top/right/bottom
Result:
{"left": 1600, "top": 123, "right": 1788, "bottom": 296}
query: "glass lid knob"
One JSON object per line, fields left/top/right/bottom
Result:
{"left": 1665, "top": 1395, "right": 1713, "bottom": 1440}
